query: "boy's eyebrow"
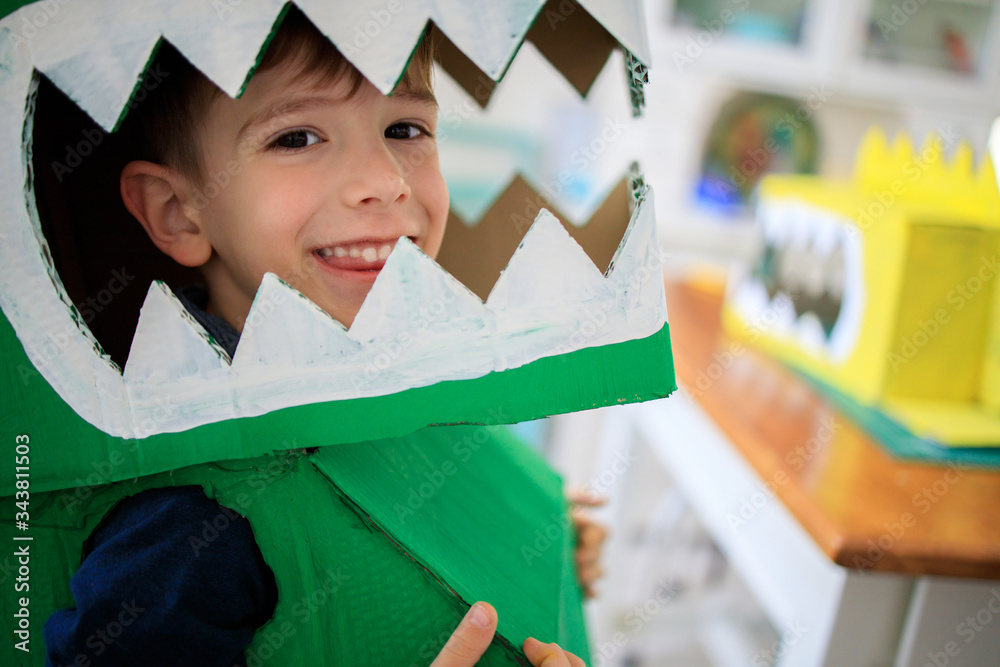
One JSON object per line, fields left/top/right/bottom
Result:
{"left": 389, "top": 87, "right": 438, "bottom": 107}
{"left": 237, "top": 96, "right": 340, "bottom": 144}
{"left": 236, "top": 89, "right": 438, "bottom": 144}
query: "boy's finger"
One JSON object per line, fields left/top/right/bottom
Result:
{"left": 574, "top": 520, "right": 607, "bottom": 548}
{"left": 567, "top": 488, "right": 607, "bottom": 507}
{"left": 523, "top": 637, "right": 576, "bottom": 667}
{"left": 577, "top": 563, "right": 603, "bottom": 584}
{"left": 430, "top": 602, "right": 498, "bottom": 667}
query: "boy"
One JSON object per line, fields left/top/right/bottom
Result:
{"left": 44, "top": 8, "right": 600, "bottom": 666}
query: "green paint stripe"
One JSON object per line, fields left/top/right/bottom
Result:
{"left": 2, "top": 318, "right": 675, "bottom": 496}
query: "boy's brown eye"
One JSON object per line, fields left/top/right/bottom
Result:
{"left": 385, "top": 123, "right": 425, "bottom": 140}
{"left": 272, "top": 129, "right": 321, "bottom": 150}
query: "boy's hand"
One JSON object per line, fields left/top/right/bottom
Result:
{"left": 431, "top": 602, "right": 587, "bottom": 666}
{"left": 569, "top": 488, "right": 608, "bottom": 598}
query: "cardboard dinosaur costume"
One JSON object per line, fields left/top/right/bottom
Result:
{"left": 0, "top": 0, "right": 675, "bottom": 664}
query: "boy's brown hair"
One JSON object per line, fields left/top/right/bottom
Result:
{"left": 135, "top": 6, "right": 435, "bottom": 183}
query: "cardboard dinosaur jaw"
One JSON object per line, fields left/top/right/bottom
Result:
{"left": 0, "top": 0, "right": 673, "bottom": 495}
{"left": 727, "top": 198, "right": 866, "bottom": 362}
{"left": 120, "top": 203, "right": 667, "bottom": 440}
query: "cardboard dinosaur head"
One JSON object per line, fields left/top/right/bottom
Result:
{"left": 725, "top": 127, "right": 1000, "bottom": 447}
{"left": 0, "top": 0, "right": 674, "bottom": 496}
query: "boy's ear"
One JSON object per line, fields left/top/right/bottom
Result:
{"left": 120, "top": 161, "right": 212, "bottom": 268}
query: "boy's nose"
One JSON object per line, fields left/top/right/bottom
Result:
{"left": 341, "top": 144, "right": 411, "bottom": 208}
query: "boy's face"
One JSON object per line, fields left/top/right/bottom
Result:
{"left": 189, "top": 59, "right": 448, "bottom": 330}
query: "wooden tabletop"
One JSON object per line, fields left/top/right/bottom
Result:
{"left": 665, "top": 278, "right": 1000, "bottom": 580}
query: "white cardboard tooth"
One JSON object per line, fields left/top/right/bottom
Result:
{"left": 578, "top": 0, "right": 651, "bottom": 65}
{"left": 764, "top": 201, "right": 799, "bottom": 248}
{"left": 39, "top": 34, "right": 161, "bottom": 132}
{"left": 295, "top": 0, "right": 433, "bottom": 94}
{"left": 606, "top": 188, "right": 664, "bottom": 313}
{"left": 232, "top": 273, "right": 361, "bottom": 368}
{"left": 31, "top": 1, "right": 161, "bottom": 132}
{"left": 795, "top": 311, "right": 828, "bottom": 351}
{"left": 788, "top": 214, "right": 812, "bottom": 250}
{"left": 123, "top": 281, "right": 230, "bottom": 385}
{"left": 350, "top": 237, "right": 488, "bottom": 344}
{"left": 425, "top": 1, "right": 540, "bottom": 80}
{"left": 297, "top": 0, "right": 541, "bottom": 94}
{"left": 487, "top": 208, "right": 613, "bottom": 316}
{"left": 810, "top": 215, "right": 839, "bottom": 256}
{"left": 732, "top": 278, "right": 770, "bottom": 318}
{"left": 93, "top": 349, "right": 131, "bottom": 438}
{"left": 161, "top": 0, "right": 287, "bottom": 98}
{"left": 771, "top": 294, "right": 798, "bottom": 330}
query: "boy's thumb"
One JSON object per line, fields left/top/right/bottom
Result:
{"left": 430, "top": 602, "right": 498, "bottom": 667}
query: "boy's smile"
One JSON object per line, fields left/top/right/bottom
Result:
{"left": 186, "top": 58, "right": 448, "bottom": 331}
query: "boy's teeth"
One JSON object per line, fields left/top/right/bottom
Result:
{"left": 319, "top": 243, "right": 394, "bottom": 262}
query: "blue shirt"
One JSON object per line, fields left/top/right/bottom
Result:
{"left": 45, "top": 290, "right": 275, "bottom": 666}
{"left": 44, "top": 486, "right": 277, "bottom": 667}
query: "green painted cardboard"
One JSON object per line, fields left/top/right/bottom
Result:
{"left": 0, "top": 426, "right": 591, "bottom": 664}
